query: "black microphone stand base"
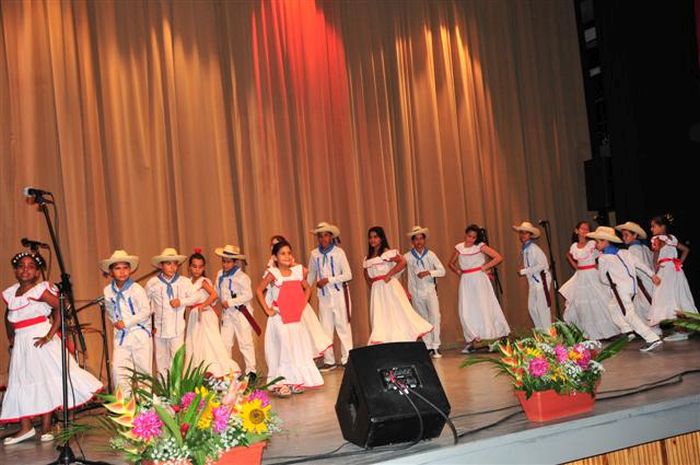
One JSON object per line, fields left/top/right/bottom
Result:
{"left": 47, "top": 445, "right": 112, "bottom": 465}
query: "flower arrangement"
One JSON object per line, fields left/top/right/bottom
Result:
{"left": 97, "top": 347, "right": 281, "bottom": 465}
{"left": 462, "top": 321, "right": 628, "bottom": 398}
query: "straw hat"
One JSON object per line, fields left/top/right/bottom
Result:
{"left": 214, "top": 244, "right": 247, "bottom": 261}
{"left": 614, "top": 221, "right": 647, "bottom": 240}
{"left": 586, "top": 226, "right": 622, "bottom": 243}
{"left": 310, "top": 222, "right": 340, "bottom": 238}
{"left": 406, "top": 225, "right": 430, "bottom": 239}
{"left": 151, "top": 248, "right": 187, "bottom": 267}
{"left": 512, "top": 221, "right": 541, "bottom": 238}
{"left": 100, "top": 250, "right": 139, "bottom": 273}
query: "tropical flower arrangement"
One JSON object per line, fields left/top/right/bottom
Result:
{"left": 85, "top": 347, "right": 281, "bottom": 465}
{"left": 462, "top": 321, "right": 627, "bottom": 398}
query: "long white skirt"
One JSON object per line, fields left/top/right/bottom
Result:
{"left": 265, "top": 314, "right": 323, "bottom": 388}
{"left": 0, "top": 322, "right": 102, "bottom": 423}
{"left": 561, "top": 270, "right": 621, "bottom": 340}
{"left": 301, "top": 305, "right": 333, "bottom": 357}
{"left": 648, "top": 266, "right": 698, "bottom": 325}
{"left": 185, "top": 310, "right": 240, "bottom": 378}
{"left": 458, "top": 272, "right": 510, "bottom": 341}
{"left": 368, "top": 278, "right": 433, "bottom": 344}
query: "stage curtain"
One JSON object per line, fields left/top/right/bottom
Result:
{"left": 0, "top": 0, "right": 591, "bottom": 379}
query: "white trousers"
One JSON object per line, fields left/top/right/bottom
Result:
{"left": 221, "top": 308, "right": 257, "bottom": 373}
{"left": 319, "top": 293, "right": 353, "bottom": 365}
{"left": 607, "top": 296, "right": 659, "bottom": 343}
{"left": 111, "top": 330, "right": 152, "bottom": 395}
{"left": 154, "top": 333, "right": 184, "bottom": 376}
{"left": 528, "top": 282, "right": 552, "bottom": 329}
{"left": 411, "top": 291, "right": 441, "bottom": 349}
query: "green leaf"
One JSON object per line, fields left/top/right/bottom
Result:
{"left": 595, "top": 335, "right": 628, "bottom": 362}
{"left": 154, "top": 404, "right": 183, "bottom": 447}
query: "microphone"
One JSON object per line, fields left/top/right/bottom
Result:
{"left": 538, "top": 219, "right": 549, "bottom": 226}
{"left": 21, "top": 237, "right": 50, "bottom": 250}
{"left": 22, "top": 186, "right": 52, "bottom": 197}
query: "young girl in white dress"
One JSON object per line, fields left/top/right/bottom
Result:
{"left": 648, "top": 214, "right": 698, "bottom": 341}
{"left": 561, "top": 221, "right": 621, "bottom": 340}
{"left": 1, "top": 252, "right": 102, "bottom": 445}
{"left": 363, "top": 226, "right": 433, "bottom": 345}
{"left": 448, "top": 225, "right": 510, "bottom": 353}
{"left": 185, "top": 249, "right": 240, "bottom": 378}
{"left": 615, "top": 222, "right": 655, "bottom": 325}
{"left": 256, "top": 240, "right": 323, "bottom": 397}
{"left": 266, "top": 236, "right": 331, "bottom": 359}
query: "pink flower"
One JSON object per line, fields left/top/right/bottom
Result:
{"left": 577, "top": 348, "right": 592, "bottom": 369}
{"left": 212, "top": 406, "right": 231, "bottom": 433}
{"left": 528, "top": 357, "right": 549, "bottom": 377}
{"left": 554, "top": 344, "right": 568, "bottom": 363}
{"left": 181, "top": 392, "right": 196, "bottom": 410}
{"left": 132, "top": 410, "right": 163, "bottom": 441}
{"left": 248, "top": 390, "right": 270, "bottom": 408}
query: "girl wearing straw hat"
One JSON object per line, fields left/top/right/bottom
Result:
{"left": 560, "top": 222, "right": 622, "bottom": 341}
{"left": 146, "top": 248, "right": 200, "bottom": 375}
{"left": 586, "top": 226, "right": 663, "bottom": 352}
{"left": 648, "top": 214, "right": 698, "bottom": 341}
{"left": 513, "top": 221, "right": 552, "bottom": 329}
{"left": 101, "top": 249, "right": 153, "bottom": 394}
{"left": 615, "top": 221, "right": 656, "bottom": 326}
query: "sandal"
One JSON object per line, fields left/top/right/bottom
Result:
{"left": 273, "top": 385, "right": 292, "bottom": 398}
{"left": 290, "top": 384, "right": 305, "bottom": 395}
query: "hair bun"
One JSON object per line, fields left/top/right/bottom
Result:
{"left": 193, "top": 247, "right": 202, "bottom": 254}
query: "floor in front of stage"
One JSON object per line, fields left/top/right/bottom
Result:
{"left": 2, "top": 338, "right": 700, "bottom": 465}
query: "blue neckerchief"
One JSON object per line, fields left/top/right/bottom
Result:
{"left": 218, "top": 266, "right": 239, "bottom": 293}
{"left": 158, "top": 273, "right": 179, "bottom": 299}
{"left": 317, "top": 245, "right": 340, "bottom": 295}
{"left": 111, "top": 278, "right": 134, "bottom": 321}
{"left": 319, "top": 244, "right": 335, "bottom": 267}
{"left": 603, "top": 245, "right": 619, "bottom": 255}
{"left": 410, "top": 248, "right": 429, "bottom": 268}
{"left": 521, "top": 240, "right": 533, "bottom": 252}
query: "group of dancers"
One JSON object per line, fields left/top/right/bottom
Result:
{"left": 1, "top": 215, "right": 697, "bottom": 444}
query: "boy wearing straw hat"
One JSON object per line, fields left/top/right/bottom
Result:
{"left": 146, "top": 248, "right": 199, "bottom": 374}
{"left": 404, "top": 226, "right": 445, "bottom": 358}
{"left": 513, "top": 221, "right": 552, "bottom": 329}
{"left": 101, "top": 250, "right": 153, "bottom": 394}
{"left": 587, "top": 226, "right": 663, "bottom": 352}
{"left": 215, "top": 244, "right": 257, "bottom": 375}
{"left": 615, "top": 221, "right": 656, "bottom": 327}
{"left": 307, "top": 222, "right": 353, "bottom": 371}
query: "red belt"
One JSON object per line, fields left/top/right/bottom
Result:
{"left": 658, "top": 258, "right": 682, "bottom": 271}
{"left": 461, "top": 267, "right": 482, "bottom": 274}
{"left": 370, "top": 275, "right": 388, "bottom": 283}
{"left": 577, "top": 264, "right": 596, "bottom": 270}
{"left": 12, "top": 316, "right": 48, "bottom": 329}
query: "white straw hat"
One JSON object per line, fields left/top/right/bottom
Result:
{"left": 512, "top": 221, "right": 541, "bottom": 238}
{"left": 100, "top": 250, "right": 139, "bottom": 274}
{"left": 151, "top": 248, "right": 187, "bottom": 267}
{"left": 406, "top": 225, "right": 430, "bottom": 239}
{"left": 310, "top": 222, "right": 340, "bottom": 238}
{"left": 614, "top": 221, "right": 647, "bottom": 240}
{"left": 214, "top": 244, "right": 247, "bottom": 261}
{"left": 586, "top": 226, "right": 622, "bottom": 243}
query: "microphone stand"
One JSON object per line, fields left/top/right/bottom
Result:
{"left": 480, "top": 227, "right": 504, "bottom": 302}
{"left": 540, "top": 221, "right": 562, "bottom": 320}
{"left": 29, "top": 192, "right": 110, "bottom": 465}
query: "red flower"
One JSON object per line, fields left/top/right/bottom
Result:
{"left": 180, "top": 423, "right": 190, "bottom": 438}
{"left": 172, "top": 405, "right": 181, "bottom": 413}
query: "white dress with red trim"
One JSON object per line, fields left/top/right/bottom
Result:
{"left": 185, "top": 277, "right": 240, "bottom": 377}
{"left": 264, "top": 265, "right": 323, "bottom": 388}
{"left": 455, "top": 243, "right": 510, "bottom": 342}
{"left": 0, "top": 282, "right": 102, "bottom": 423}
{"left": 648, "top": 235, "right": 698, "bottom": 325}
{"left": 560, "top": 241, "right": 621, "bottom": 340}
{"left": 364, "top": 249, "right": 433, "bottom": 345}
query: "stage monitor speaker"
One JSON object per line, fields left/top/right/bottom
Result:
{"left": 584, "top": 157, "right": 614, "bottom": 211}
{"left": 335, "top": 342, "right": 451, "bottom": 448}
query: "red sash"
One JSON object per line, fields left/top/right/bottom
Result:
{"left": 658, "top": 258, "right": 682, "bottom": 271}
{"left": 12, "top": 316, "right": 48, "bottom": 329}
{"left": 370, "top": 275, "right": 388, "bottom": 283}
{"left": 577, "top": 264, "right": 596, "bottom": 270}
{"left": 461, "top": 267, "right": 482, "bottom": 274}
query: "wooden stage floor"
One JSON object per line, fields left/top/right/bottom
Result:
{"left": 2, "top": 338, "right": 700, "bottom": 464}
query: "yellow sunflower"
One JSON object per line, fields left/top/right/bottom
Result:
{"left": 240, "top": 399, "right": 271, "bottom": 434}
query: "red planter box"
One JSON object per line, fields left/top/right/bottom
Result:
{"left": 142, "top": 442, "right": 266, "bottom": 465}
{"left": 515, "top": 389, "right": 595, "bottom": 422}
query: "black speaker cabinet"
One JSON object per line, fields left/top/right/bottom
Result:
{"left": 335, "top": 342, "right": 451, "bottom": 448}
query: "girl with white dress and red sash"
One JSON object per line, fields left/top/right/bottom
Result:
{"left": 256, "top": 240, "right": 323, "bottom": 397}
{"left": 448, "top": 225, "right": 510, "bottom": 353}
{"left": 363, "top": 226, "right": 433, "bottom": 345}
{"left": 1, "top": 252, "right": 102, "bottom": 445}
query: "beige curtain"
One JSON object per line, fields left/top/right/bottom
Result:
{"left": 0, "top": 0, "right": 592, "bottom": 380}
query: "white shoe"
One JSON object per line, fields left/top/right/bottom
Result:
{"left": 40, "top": 432, "right": 55, "bottom": 442}
{"left": 431, "top": 349, "right": 443, "bottom": 359}
{"left": 664, "top": 332, "right": 689, "bottom": 342}
{"left": 460, "top": 345, "right": 473, "bottom": 354}
{"left": 3, "top": 427, "right": 36, "bottom": 445}
{"left": 625, "top": 332, "right": 637, "bottom": 341}
{"left": 640, "top": 340, "right": 663, "bottom": 353}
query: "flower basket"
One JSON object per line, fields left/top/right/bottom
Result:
{"left": 515, "top": 389, "right": 595, "bottom": 422}
{"left": 216, "top": 441, "right": 267, "bottom": 465}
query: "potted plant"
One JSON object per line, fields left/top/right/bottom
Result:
{"left": 66, "top": 347, "right": 281, "bottom": 465}
{"left": 462, "top": 321, "right": 627, "bottom": 422}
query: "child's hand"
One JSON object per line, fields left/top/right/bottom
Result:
{"left": 317, "top": 278, "right": 329, "bottom": 288}
{"left": 221, "top": 301, "right": 230, "bottom": 309}
{"left": 170, "top": 298, "right": 181, "bottom": 308}
{"left": 264, "top": 306, "right": 276, "bottom": 317}
{"left": 115, "top": 321, "right": 126, "bottom": 330}
{"left": 417, "top": 271, "right": 431, "bottom": 279}
{"left": 652, "top": 275, "right": 661, "bottom": 286}
{"left": 34, "top": 334, "right": 52, "bottom": 348}
{"left": 518, "top": 269, "right": 526, "bottom": 276}
{"left": 383, "top": 275, "right": 392, "bottom": 283}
